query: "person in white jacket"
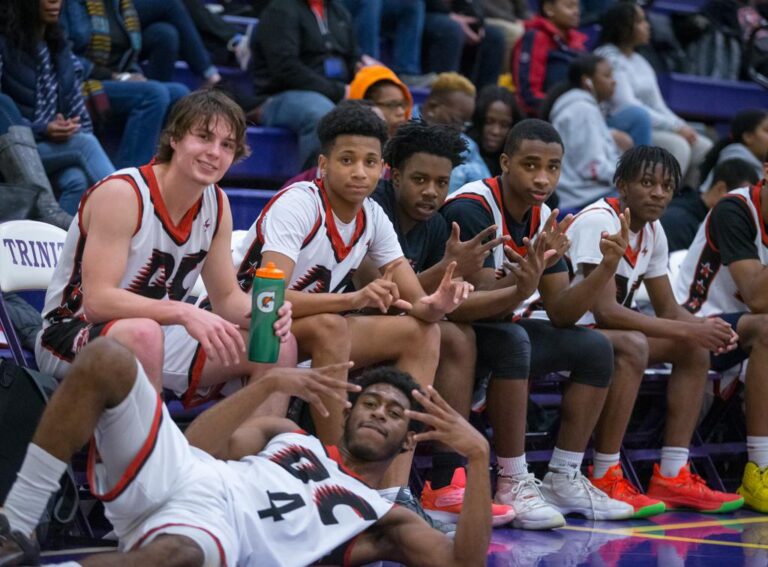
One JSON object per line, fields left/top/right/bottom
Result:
{"left": 543, "top": 54, "right": 629, "bottom": 210}
{"left": 595, "top": 2, "right": 712, "bottom": 188}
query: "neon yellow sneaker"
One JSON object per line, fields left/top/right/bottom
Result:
{"left": 738, "top": 461, "right": 768, "bottom": 513}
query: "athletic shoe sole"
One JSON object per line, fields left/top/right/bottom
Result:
{"left": 658, "top": 497, "right": 745, "bottom": 514}
{"left": 631, "top": 501, "right": 666, "bottom": 519}
{"left": 511, "top": 514, "right": 566, "bottom": 530}
{"left": 425, "top": 508, "right": 516, "bottom": 528}
{"left": 552, "top": 505, "right": 634, "bottom": 521}
{"left": 738, "top": 487, "right": 768, "bottom": 514}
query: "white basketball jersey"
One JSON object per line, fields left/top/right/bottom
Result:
{"left": 567, "top": 198, "right": 668, "bottom": 326}
{"left": 219, "top": 431, "right": 393, "bottom": 566}
{"left": 42, "top": 165, "right": 223, "bottom": 326}
{"left": 234, "top": 179, "right": 402, "bottom": 293}
{"left": 674, "top": 185, "right": 768, "bottom": 316}
{"left": 444, "top": 177, "right": 551, "bottom": 317}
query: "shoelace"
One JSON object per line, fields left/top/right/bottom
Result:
{"left": 509, "top": 475, "right": 546, "bottom": 506}
{"left": 604, "top": 475, "right": 641, "bottom": 497}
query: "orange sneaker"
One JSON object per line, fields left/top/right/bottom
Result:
{"left": 589, "top": 464, "right": 666, "bottom": 518}
{"left": 421, "top": 468, "right": 515, "bottom": 527}
{"left": 646, "top": 463, "right": 744, "bottom": 513}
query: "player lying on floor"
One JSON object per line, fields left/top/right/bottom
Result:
{"left": 0, "top": 338, "right": 492, "bottom": 566}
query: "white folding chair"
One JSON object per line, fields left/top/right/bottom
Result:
{"left": 0, "top": 220, "right": 67, "bottom": 366}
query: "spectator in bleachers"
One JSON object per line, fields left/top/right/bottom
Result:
{"left": 566, "top": 145, "right": 743, "bottom": 516}
{"left": 131, "top": 0, "right": 221, "bottom": 86}
{"left": 61, "top": 0, "right": 190, "bottom": 169}
{"left": 543, "top": 54, "right": 631, "bottom": 210}
{"left": 0, "top": 93, "right": 72, "bottom": 229}
{"left": 511, "top": 0, "right": 586, "bottom": 117}
{"left": 0, "top": 0, "right": 115, "bottom": 215}
{"left": 662, "top": 158, "right": 760, "bottom": 252}
{"left": 247, "top": 0, "right": 359, "bottom": 169}
{"left": 699, "top": 109, "right": 768, "bottom": 192}
{"left": 482, "top": 0, "right": 530, "bottom": 75}
{"left": 181, "top": 0, "right": 252, "bottom": 69}
{"left": 423, "top": 0, "right": 506, "bottom": 88}
{"left": 349, "top": 65, "right": 413, "bottom": 137}
{"left": 415, "top": 72, "right": 488, "bottom": 193}
{"left": 34, "top": 89, "right": 297, "bottom": 411}
{"left": 468, "top": 85, "right": 522, "bottom": 177}
{"left": 343, "top": 0, "right": 430, "bottom": 84}
{"left": 596, "top": 2, "right": 713, "bottom": 187}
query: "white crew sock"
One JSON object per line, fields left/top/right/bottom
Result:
{"left": 747, "top": 436, "right": 768, "bottom": 469}
{"left": 549, "top": 447, "right": 584, "bottom": 473}
{"left": 660, "top": 446, "right": 690, "bottom": 478}
{"left": 592, "top": 451, "right": 621, "bottom": 479}
{"left": 3, "top": 444, "right": 67, "bottom": 536}
{"left": 497, "top": 455, "right": 528, "bottom": 478}
{"left": 377, "top": 486, "right": 404, "bottom": 501}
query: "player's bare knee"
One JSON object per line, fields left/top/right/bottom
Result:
{"left": 402, "top": 317, "right": 440, "bottom": 356}
{"left": 120, "top": 319, "right": 164, "bottom": 353}
{"left": 142, "top": 535, "right": 204, "bottom": 567}
{"left": 439, "top": 322, "right": 476, "bottom": 362}
{"left": 612, "top": 330, "right": 649, "bottom": 375}
{"left": 300, "top": 314, "right": 350, "bottom": 356}
{"left": 69, "top": 338, "right": 138, "bottom": 398}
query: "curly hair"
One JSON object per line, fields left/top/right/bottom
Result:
{"left": 317, "top": 100, "right": 388, "bottom": 155}
{"left": 384, "top": 120, "right": 468, "bottom": 170}
{"left": 0, "top": 0, "right": 64, "bottom": 53}
{"left": 349, "top": 366, "right": 424, "bottom": 433}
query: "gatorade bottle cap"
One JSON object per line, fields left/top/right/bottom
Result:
{"left": 255, "top": 261, "right": 285, "bottom": 279}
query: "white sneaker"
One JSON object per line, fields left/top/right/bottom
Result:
{"left": 540, "top": 467, "right": 634, "bottom": 520}
{"left": 495, "top": 473, "right": 566, "bottom": 530}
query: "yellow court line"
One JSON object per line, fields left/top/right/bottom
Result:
{"left": 560, "top": 525, "right": 768, "bottom": 550}
{"left": 603, "top": 516, "right": 768, "bottom": 534}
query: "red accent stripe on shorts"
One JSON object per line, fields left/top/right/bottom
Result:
{"left": 99, "top": 320, "right": 118, "bottom": 336}
{"left": 182, "top": 343, "right": 208, "bottom": 408}
{"left": 87, "top": 394, "right": 163, "bottom": 502}
{"left": 131, "top": 522, "right": 227, "bottom": 566}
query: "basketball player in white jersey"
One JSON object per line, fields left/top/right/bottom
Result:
{"left": 0, "top": 338, "right": 493, "bottom": 566}
{"left": 674, "top": 161, "right": 768, "bottom": 512}
{"left": 232, "top": 103, "right": 472, "bottom": 498}
{"left": 34, "top": 90, "right": 294, "bottom": 407}
{"left": 565, "top": 146, "right": 741, "bottom": 516}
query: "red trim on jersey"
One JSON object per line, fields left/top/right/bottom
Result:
{"left": 182, "top": 344, "right": 208, "bottom": 408}
{"left": 605, "top": 198, "right": 643, "bottom": 268}
{"left": 212, "top": 185, "right": 225, "bottom": 240}
{"left": 485, "top": 177, "right": 541, "bottom": 256}
{"left": 140, "top": 164, "right": 204, "bottom": 246}
{"left": 99, "top": 320, "right": 118, "bottom": 336}
{"left": 87, "top": 394, "right": 163, "bottom": 502}
{"left": 324, "top": 445, "right": 365, "bottom": 482}
{"left": 78, "top": 173, "right": 144, "bottom": 237}
{"left": 131, "top": 522, "right": 227, "bottom": 566}
{"left": 750, "top": 182, "right": 768, "bottom": 247}
{"left": 317, "top": 179, "right": 368, "bottom": 262}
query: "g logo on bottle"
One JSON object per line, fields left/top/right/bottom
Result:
{"left": 257, "top": 291, "right": 276, "bottom": 313}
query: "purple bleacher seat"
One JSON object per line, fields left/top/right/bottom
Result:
{"left": 224, "top": 127, "right": 300, "bottom": 185}
{"left": 658, "top": 73, "right": 768, "bottom": 124}
{"left": 223, "top": 187, "right": 275, "bottom": 229}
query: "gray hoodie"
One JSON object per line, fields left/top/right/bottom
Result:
{"left": 550, "top": 88, "right": 621, "bottom": 210}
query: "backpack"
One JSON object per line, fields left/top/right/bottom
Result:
{"left": 0, "top": 359, "right": 79, "bottom": 545}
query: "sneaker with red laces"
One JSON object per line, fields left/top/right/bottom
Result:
{"left": 588, "top": 464, "right": 666, "bottom": 518}
{"left": 646, "top": 463, "right": 744, "bottom": 513}
{"left": 421, "top": 468, "right": 516, "bottom": 527}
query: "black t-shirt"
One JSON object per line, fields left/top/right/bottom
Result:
{"left": 440, "top": 197, "right": 567, "bottom": 275}
{"left": 372, "top": 180, "right": 449, "bottom": 273}
{"left": 660, "top": 191, "right": 709, "bottom": 252}
{"left": 709, "top": 197, "right": 763, "bottom": 265}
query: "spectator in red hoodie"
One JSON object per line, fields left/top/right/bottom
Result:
{"left": 511, "top": 0, "right": 585, "bottom": 116}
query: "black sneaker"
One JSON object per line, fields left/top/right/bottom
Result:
{"left": 393, "top": 487, "right": 456, "bottom": 537}
{"left": 0, "top": 513, "right": 39, "bottom": 566}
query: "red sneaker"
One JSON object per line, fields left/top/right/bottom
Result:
{"left": 589, "top": 464, "right": 665, "bottom": 518}
{"left": 421, "top": 468, "right": 515, "bottom": 527}
{"left": 647, "top": 463, "right": 744, "bottom": 513}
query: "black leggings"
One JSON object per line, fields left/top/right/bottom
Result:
{"left": 474, "top": 318, "right": 613, "bottom": 388}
